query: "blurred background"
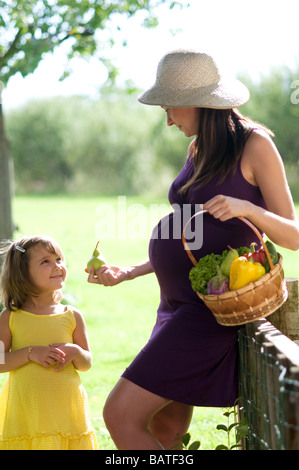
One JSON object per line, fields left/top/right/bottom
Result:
{"left": 1, "top": 0, "right": 299, "bottom": 201}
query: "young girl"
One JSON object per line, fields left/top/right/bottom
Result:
{"left": 0, "top": 235, "right": 98, "bottom": 450}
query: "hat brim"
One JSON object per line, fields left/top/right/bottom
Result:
{"left": 138, "top": 78, "right": 250, "bottom": 109}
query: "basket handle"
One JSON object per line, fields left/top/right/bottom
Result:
{"left": 182, "top": 210, "right": 274, "bottom": 271}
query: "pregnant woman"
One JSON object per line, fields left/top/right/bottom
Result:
{"left": 87, "top": 50, "right": 299, "bottom": 449}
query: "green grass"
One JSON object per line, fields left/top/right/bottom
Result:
{"left": 1, "top": 195, "right": 299, "bottom": 450}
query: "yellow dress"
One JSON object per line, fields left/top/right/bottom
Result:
{"left": 0, "top": 308, "right": 99, "bottom": 450}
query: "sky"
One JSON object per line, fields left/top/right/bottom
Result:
{"left": 2, "top": 0, "right": 299, "bottom": 109}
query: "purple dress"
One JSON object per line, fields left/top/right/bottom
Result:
{"left": 122, "top": 153, "right": 266, "bottom": 407}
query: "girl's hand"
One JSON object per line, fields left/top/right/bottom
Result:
{"left": 28, "top": 345, "right": 65, "bottom": 368}
{"left": 49, "top": 343, "right": 80, "bottom": 371}
{"left": 203, "top": 195, "right": 251, "bottom": 221}
{"left": 85, "top": 265, "right": 133, "bottom": 286}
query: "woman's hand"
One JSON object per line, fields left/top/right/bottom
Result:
{"left": 203, "top": 193, "right": 299, "bottom": 251}
{"left": 85, "top": 259, "right": 153, "bottom": 286}
{"left": 86, "top": 265, "right": 133, "bottom": 286}
{"left": 203, "top": 195, "right": 251, "bottom": 221}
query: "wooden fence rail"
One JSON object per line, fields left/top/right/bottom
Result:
{"left": 238, "top": 278, "right": 299, "bottom": 450}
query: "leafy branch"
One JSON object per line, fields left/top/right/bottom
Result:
{"left": 215, "top": 404, "right": 248, "bottom": 450}
{"left": 0, "top": 0, "right": 187, "bottom": 85}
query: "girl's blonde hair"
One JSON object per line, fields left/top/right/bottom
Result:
{"left": 0, "top": 235, "right": 65, "bottom": 311}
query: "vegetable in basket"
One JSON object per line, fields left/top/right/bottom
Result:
{"left": 220, "top": 247, "right": 238, "bottom": 277}
{"left": 189, "top": 252, "right": 228, "bottom": 295}
{"left": 263, "top": 240, "right": 279, "bottom": 272}
{"left": 189, "top": 246, "right": 251, "bottom": 295}
{"left": 245, "top": 242, "right": 267, "bottom": 266}
{"left": 206, "top": 265, "right": 229, "bottom": 295}
{"left": 241, "top": 240, "right": 278, "bottom": 272}
{"left": 229, "top": 256, "right": 266, "bottom": 291}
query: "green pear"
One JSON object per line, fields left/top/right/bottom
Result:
{"left": 86, "top": 241, "right": 107, "bottom": 273}
{"left": 220, "top": 246, "right": 239, "bottom": 277}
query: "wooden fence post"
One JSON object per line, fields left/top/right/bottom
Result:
{"left": 239, "top": 284, "right": 299, "bottom": 450}
{"left": 268, "top": 278, "right": 299, "bottom": 340}
{"left": 289, "top": 367, "right": 299, "bottom": 450}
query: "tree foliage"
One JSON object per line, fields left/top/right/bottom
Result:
{"left": 6, "top": 63, "right": 299, "bottom": 199}
{"left": 240, "top": 64, "right": 299, "bottom": 199}
{"left": 0, "top": 0, "right": 185, "bottom": 84}
{"left": 6, "top": 90, "right": 189, "bottom": 195}
{"left": 240, "top": 65, "right": 299, "bottom": 163}
{"left": 0, "top": 0, "right": 187, "bottom": 240}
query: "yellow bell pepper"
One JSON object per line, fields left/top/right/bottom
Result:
{"left": 229, "top": 256, "right": 266, "bottom": 290}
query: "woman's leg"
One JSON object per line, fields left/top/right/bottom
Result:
{"left": 103, "top": 377, "right": 193, "bottom": 450}
{"left": 103, "top": 378, "right": 169, "bottom": 449}
{"left": 149, "top": 401, "right": 193, "bottom": 449}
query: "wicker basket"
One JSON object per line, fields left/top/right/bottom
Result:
{"left": 182, "top": 211, "right": 288, "bottom": 326}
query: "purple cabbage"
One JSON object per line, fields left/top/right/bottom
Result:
{"left": 206, "top": 265, "right": 229, "bottom": 295}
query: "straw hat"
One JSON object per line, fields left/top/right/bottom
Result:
{"left": 138, "top": 49, "right": 249, "bottom": 109}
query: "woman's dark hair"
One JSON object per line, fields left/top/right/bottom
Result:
{"left": 179, "top": 108, "right": 274, "bottom": 194}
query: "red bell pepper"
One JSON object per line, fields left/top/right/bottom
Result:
{"left": 244, "top": 243, "right": 267, "bottom": 266}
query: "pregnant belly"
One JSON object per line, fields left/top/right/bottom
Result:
{"left": 149, "top": 209, "right": 262, "bottom": 295}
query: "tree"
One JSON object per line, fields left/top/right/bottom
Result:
{"left": 0, "top": 84, "right": 12, "bottom": 240}
{"left": 0, "top": 0, "right": 186, "bottom": 240}
{"left": 6, "top": 98, "right": 73, "bottom": 193}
